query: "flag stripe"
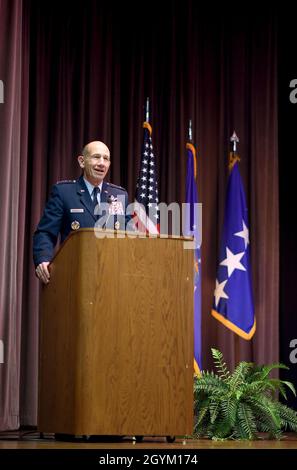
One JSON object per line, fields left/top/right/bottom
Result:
{"left": 211, "top": 308, "right": 256, "bottom": 339}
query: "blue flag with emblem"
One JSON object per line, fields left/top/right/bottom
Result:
{"left": 185, "top": 142, "right": 202, "bottom": 373}
{"left": 211, "top": 147, "right": 255, "bottom": 339}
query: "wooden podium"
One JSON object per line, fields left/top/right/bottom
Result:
{"left": 38, "top": 229, "right": 194, "bottom": 436}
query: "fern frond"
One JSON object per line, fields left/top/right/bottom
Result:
{"left": 275, "top": 402, "right": 297, "bottom": 432}
{"left": 209, "top": 416, "right": 233, "bottom": 440}
{"left": 209, "top": 397, "right": 222, "bottom": 424}
{"left": 228, "top": 361, "right": 253, "bottom": 390}
{"left": 193, "top": 420, "right": 209, "bottom": 437}
{"left": 194, "top": 373, "right": 227, "bottom": 396}
{"left": 221, "top": 397, "right": 238, "bottom": 427}
{"left": 195, "top": 398, "right": 210, "bottom": 425}
{"left": 254, "top": 396, "right": 281, "bottom": 429}
{"left": 250, "top": 363, "right": 289, "bottom": 382}
{"left": 211, "top": 348, "right": 230, "bottom": 381}
{"left": 278, "top": 380, "right": 296, "bottom": 397}
{"left": 241, "top": 379, "right": 276, "bottom": 397}
{"left": 236, "top": 403, "right": 257, "bottom": 440}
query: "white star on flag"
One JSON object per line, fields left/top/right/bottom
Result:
{"left": 214, "top": 279, "right": 229, "bottom": 307}
{"left": 234, "top": 220, "right": 249, "bottom": 249}
{"left": 220, "top": 247, "right": 246, "bottom": 277}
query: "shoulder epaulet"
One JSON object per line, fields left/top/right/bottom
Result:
{"left": 106, "top": 182, "right": 125, "bottom": 191}
{"left": 56, "top": 179, "right": 76, "bottom": 185}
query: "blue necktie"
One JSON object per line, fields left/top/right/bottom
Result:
{"left": 92, "top": 186, "right": 100, "bottom": 217}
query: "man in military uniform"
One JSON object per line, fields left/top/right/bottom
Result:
{"left": 33, "top": 140, "right": 129, "bottom": 284}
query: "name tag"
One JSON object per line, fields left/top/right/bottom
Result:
{"left": 70, "top": 208, "right": 84, "bottom": 213}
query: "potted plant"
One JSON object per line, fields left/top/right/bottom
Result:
{"left": 194, "top": 348, "right": 297, "bottom": 440}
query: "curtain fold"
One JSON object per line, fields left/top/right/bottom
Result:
{"left": 0, "top": 0, "right": 29, "bottom": 429}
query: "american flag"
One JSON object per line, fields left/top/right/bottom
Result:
{"left": 134, "top": 122, "right": 159, "bottom": 234}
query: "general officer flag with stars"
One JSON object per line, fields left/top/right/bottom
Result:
{"left": 211, "top": 135, "right": 255, "bottom": 339}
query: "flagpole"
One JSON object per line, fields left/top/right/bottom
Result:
{"left": 230, "top": 130, "right": 239, "bottom": 153}
{"left": 145, "top": 97, "right": 150, "bottom": 123}
{"left": 230, "top": 131, "right": 240, "bottom": 368}
{"left": 229, "top": 130, "right": 240, "bottom": 172}
{"left": 188, "top": 119, "right": 193, "bottom": 143}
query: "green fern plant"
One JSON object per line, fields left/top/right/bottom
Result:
{"left": 194, "top": 348, "right": 297, "bottom": 440}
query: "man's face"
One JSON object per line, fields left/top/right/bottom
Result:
{"left": 78, "top": 141, "right": 111, "bottom": 185}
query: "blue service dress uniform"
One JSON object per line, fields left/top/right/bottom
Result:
{"left": 33, "top": 176, "right": 130, "bottom": 267}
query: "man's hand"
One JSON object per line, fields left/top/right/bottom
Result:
{"left": 35, "top": 262, "right": 50, "bottom": 284}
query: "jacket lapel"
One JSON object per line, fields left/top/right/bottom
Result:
{"left": 101, "top": 181, "right": 109, "bottom": 205}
